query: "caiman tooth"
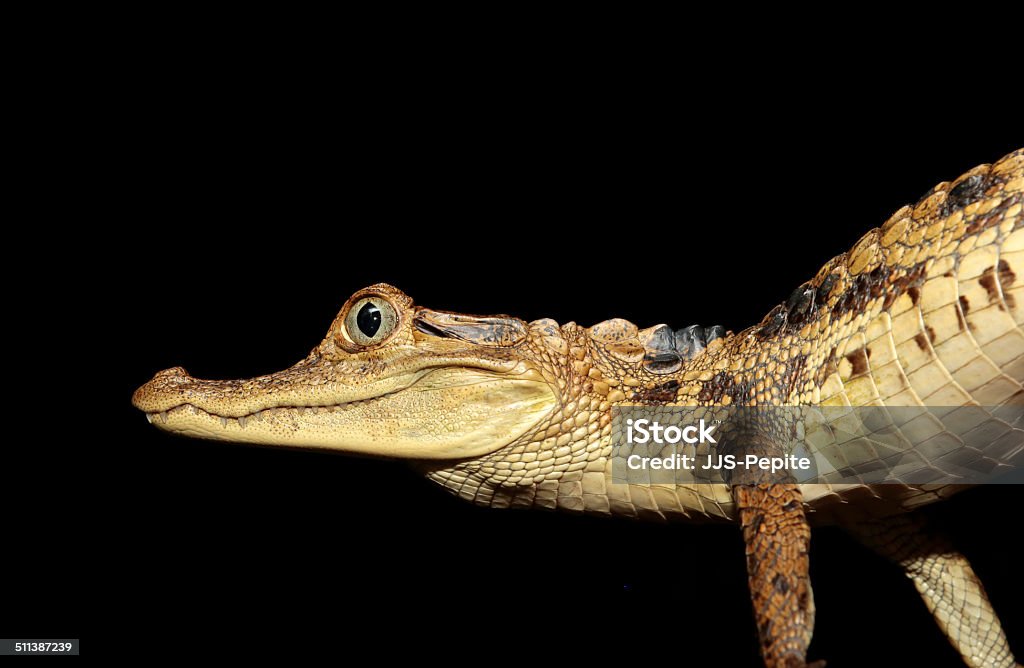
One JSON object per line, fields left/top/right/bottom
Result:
{"left": 238, "top": 416, "right": 248, "bottom": 429}
{"left": 158, "top": 411, "right": 169, "bottom": 424}
{"left": 145, "top": 413, "right": 154, "bottom": 424}
{"left": 220, "top": 416, "right": 229, "bottom": 428}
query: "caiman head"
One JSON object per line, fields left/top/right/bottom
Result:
{"left": 132, "top": 284, "right": 570, "bottom": 460}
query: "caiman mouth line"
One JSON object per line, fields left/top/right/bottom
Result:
{"left": 140, "top": 362, "right": 551, "bottom": 428}
{"left": 144, "top": 391, "right": 400, "bottom": 428}
{"left": 140, "top": 364, "right": 469, "bottom": 424}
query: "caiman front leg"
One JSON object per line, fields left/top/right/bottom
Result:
{"left": 842, "top": 512, "right": 1018, "bottom": 668}
{"left": 729, "top": 428, "right": 822, "bottom": 668}
{"left": 735, "top": 482, "right": 822, "bottom": 668}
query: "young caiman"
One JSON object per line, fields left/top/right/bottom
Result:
{"left": 133, "top": 148, "right": 1023, "bottom": 668}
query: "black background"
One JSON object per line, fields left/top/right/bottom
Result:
{"left": 11, "top": 45, "right": 1023, "bottom": 664}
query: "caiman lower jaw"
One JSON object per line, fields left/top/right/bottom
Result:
{"left": 134, "top": 366, "right": 557, "bottom": 460}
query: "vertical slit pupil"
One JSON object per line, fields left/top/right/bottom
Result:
{"left": 356, "top": 302, "right": 382, "bottom": 337}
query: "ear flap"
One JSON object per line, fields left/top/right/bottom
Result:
{"left": 414, "top": 309, "right": 527, "bottom": 346}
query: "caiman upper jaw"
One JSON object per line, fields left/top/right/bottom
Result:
{"left": 132, "top": 358, "right": 557, "bottom": 460}
{"left": 134, "top": 283, "right": 558, "bottom": 460}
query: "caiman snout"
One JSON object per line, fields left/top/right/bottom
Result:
{"left": 132, "top": 366, "right": 195, "bottom": 413}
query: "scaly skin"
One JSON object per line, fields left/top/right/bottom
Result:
{"left": 134, "top": 149, "right": 1023, "bottom": 667}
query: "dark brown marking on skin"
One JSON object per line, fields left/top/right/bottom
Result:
{"left": 980, "top": 261, "right": 1016, "bottom": 310}
{"left": 760, "top": 259, "right": 927, "bottom": 340}
{"left": 956, "top": 296, "right": 970, "bottom": 331}
{"left": 914, "top": 332, "right": 930, "bottom": 351}
{"left": 998, "top": 260, "right": 1017, "bottom": 309}
{"left": 943, "top": 271, "right": 954, "bottom": 278}
{"left": 814, "top": 347, "right": 839, "bottom": 387}
{"left": 698, "top": 371, "right": 752, "bottom": 404}
{"left": 886, "top": 264, "right": 928, "bottom": 310}
{"left": 967, "top": 189, "right": 1022, "bottom": 234}
{"left": 979, "top": 271, "right": 999, "bottom": 307}
{"left": 747, "top": 512, "right": 764, "bottom": 535}
{"left": 786, "top": 284, "right": 816, "bottom": 326}
{"left": 845, "top": 347, "right": 870, "bottom": 377}
{"left": 758, "top": 305, "right": 788, "bottom": 339}
{"left": 834, "top": 263, "right": 928, "bottom": 317}
{"left": 836, "top": 265, "right": 891, "bottom": 316}
{"left": 634, "top": 379, "right": 680, "bottom": 403}
{"left": 926, "top": 325, "right": 936, "bottom": 345}
{"left": 698, "top": 371, "right": 732, "bottom": 403}
{"left": 779, "top": 354, "right": 808, "bottom": 398}
{"left": 942, "top": 174, "right": 987, "bottom": 216}
{"left": 816, "top": 272, "right": 839, "bottom": 305}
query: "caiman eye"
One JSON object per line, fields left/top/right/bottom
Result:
{"left": 345, "top": 297, "right": 398, "bottom": 346}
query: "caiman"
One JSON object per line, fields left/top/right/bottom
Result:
{"left": 133, "top": 148, "right": 1024, "bottom": 668}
